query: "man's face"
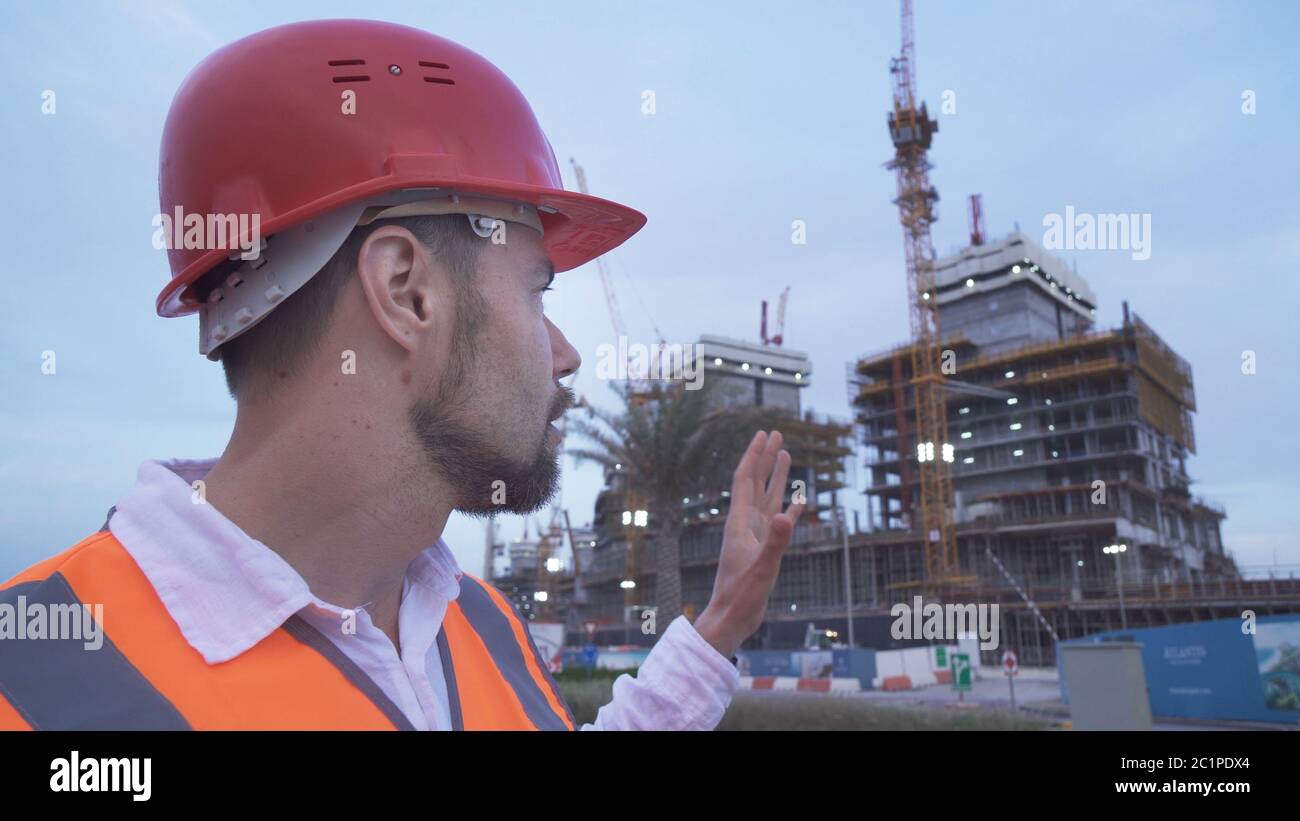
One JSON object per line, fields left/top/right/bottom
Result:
{"left": 408, "top": 224, "right": 580, "bottom": 515}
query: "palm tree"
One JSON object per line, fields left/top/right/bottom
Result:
{"left": 567, "top": 380, "right": 785, "bottom": 628}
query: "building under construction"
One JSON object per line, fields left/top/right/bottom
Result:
{"left": 838, "top": 229, "right": 1300, "bottom": 665}
{"left": 488, "top": 265, "right": 1299, "bottom": 663}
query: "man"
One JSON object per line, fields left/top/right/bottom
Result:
{"left": 0, "top": 19, "right": 802, "bottom": 730}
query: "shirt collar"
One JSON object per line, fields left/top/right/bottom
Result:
{"left": 108, "top": 458, "right": 463, "bottom": 664}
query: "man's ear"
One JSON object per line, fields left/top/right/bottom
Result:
{"left": 354, "top": 226, "right": 436, "bottom": 352}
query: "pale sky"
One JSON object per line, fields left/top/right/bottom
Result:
{"left": 2, "top": 0, "right": 1297, "bottom": 579}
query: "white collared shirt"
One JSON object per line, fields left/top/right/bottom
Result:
{"left": 106, "top": 458, "right": 739, "bottom": 730}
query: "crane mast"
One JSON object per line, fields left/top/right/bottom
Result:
{"left": 569, "top": 158, "right": 628, "bottom": 342}
{"left": 886, "top": 0, "right": 958, "bottom": 592}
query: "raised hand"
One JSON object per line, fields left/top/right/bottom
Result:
{"left": 693, "top": 430, "right": 805, "bottom": 658}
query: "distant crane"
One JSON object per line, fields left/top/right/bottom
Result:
{"left": 886, "top": 0, "right": 961, "bottom": 592}
{"left": 968, "top": 193, "right": 986, "bottom": 247}
{"left": 569, "top": 158, "right": 628, "bottom": 343}
{"left": 567, "top": 157, "right": 654, "bottom": 620}
{"left": 760, "top": 286, "right": 790, "bottom": 346}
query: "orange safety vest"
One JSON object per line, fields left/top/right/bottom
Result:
{"left": 0, "top": 532, "right": 575, "bottom": 730}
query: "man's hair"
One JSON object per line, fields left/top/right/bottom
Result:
{"left": 219, "top": 214, "right": 486, "bottom": 403}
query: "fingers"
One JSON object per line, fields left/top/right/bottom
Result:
{"left": 762, "top": 449, "right": 792, "bottom": 516}
{"left": 761, "top": 509, "right": 796, "bottom": 560}
{"left": 729, "top": 431, "right": 767, "bottom": 508}
{"left": 752, "top": 431, "right": 783, "bottom": 502}
{"left": 783, "top": 498, "right": 806, "bottom": 524}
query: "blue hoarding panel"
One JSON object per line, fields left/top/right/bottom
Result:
{"left": 734, "top": 650, "right": 796, "bottom": 678}
{"left": 1060, "top": 614, "right": 1300, "bottom": 724}
{"left": 832, "top": 649, "right": 878, "bottom": 689}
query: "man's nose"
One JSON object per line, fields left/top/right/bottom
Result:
{"left": 547, "top": 316, "right": 580, "bottom": 380}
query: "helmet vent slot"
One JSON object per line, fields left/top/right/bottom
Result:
{"left": 419, "top": 61, "right": 454, "bottom": 84}
{"left": 328, "top": 59, "right": 369, "bottom": 83}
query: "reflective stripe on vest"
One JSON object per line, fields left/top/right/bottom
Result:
{"left": 437, "top": 574, "right": 574, "bottom": 731}
{"left": 0, "top": 533, "right": 406, "bottom": 729}
{"left": 0, "top": 574, "right": 191, "bottom": 730}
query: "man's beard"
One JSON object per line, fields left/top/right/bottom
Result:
{"left": 408, "top": 368, "right": 574, "bottom": 517}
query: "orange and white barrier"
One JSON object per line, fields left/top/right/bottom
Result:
{"left": 739, "top": 676, "right": 862, "bottom": 694}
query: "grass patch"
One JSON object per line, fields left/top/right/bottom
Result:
{"left": 717, "top": 693, "right": 1049, "bottom": 730}
{"left": 556, "top": 676, "right": 1049, "bottom": 730}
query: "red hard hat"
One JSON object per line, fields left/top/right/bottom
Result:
{"left": 156, "top": 19, "right": 645, "bottom": 319}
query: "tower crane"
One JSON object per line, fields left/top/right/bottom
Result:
{"left": 567, "top": 157, "right": 653, "bottom": 623}
{"left": 886, "top": 0, "right": 962, "bottom": 592}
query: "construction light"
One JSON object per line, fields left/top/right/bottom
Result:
{"left": 1005, "top": 370, "right": 1015, "bottom": 378}
{"left": 922, "top": 292, "right": 931, "bottom": 300}
{"left": 713, "top": 357, "right": 723, "bottom": 366}
{"left": 1045, "top": 399, "right": 1053, "bottom": 406}
{"left": 545, "top": 557, "right": 562, "bottom": 573}
{"left": 1009, "top": 423, "right": 1022, "bottom": 431}
{"left": 1013, "top": 449, "right": 1024, "bottom": 457}
{"left": 709, "top": 508, "right": 719, "bottom": 515}
{"left": 620, "top": 579, "right": 636, "bottom": 590}
{"left": 1007, "top": 397, "right": 1018, "bottom": 405}
{"left": 1012, "top": 265, "right": 1021, "bottom": 274}
{"left": 963, "top": 457, "right": 975, "bottom": 465}
{"left": 959, "top": 407, "right": 970, "bottom": 414}
{"left": 917, "top": 441, "right": 935, "bottom": 462}
{"left": 634, "top": 510, "right": 649, "bottom": 527}
{"left": 621, "top": 511, "right": 632, "bottom": 526}
{"left": 741, "top": 363, "right": 751, "bottom": 371}
{"left": 795, "top": 372, "right": 803, "bottom": 381}
{"left": 1077, "top": 560, "right": 1084, "bottom": 567}
{"left": 942, "top": 443, "right": 955, "bottom": 463}
{"left": 764, "top": 367, "right": 773, "bottom": 375}
{"left": 961, "top": 431, "right": 972, "bottom": 439}
{"left": 966, "top": 278, "right": 975, "bottom": 287}
{"left": 534, "top": 591, "right": 549, "bottom": 602}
